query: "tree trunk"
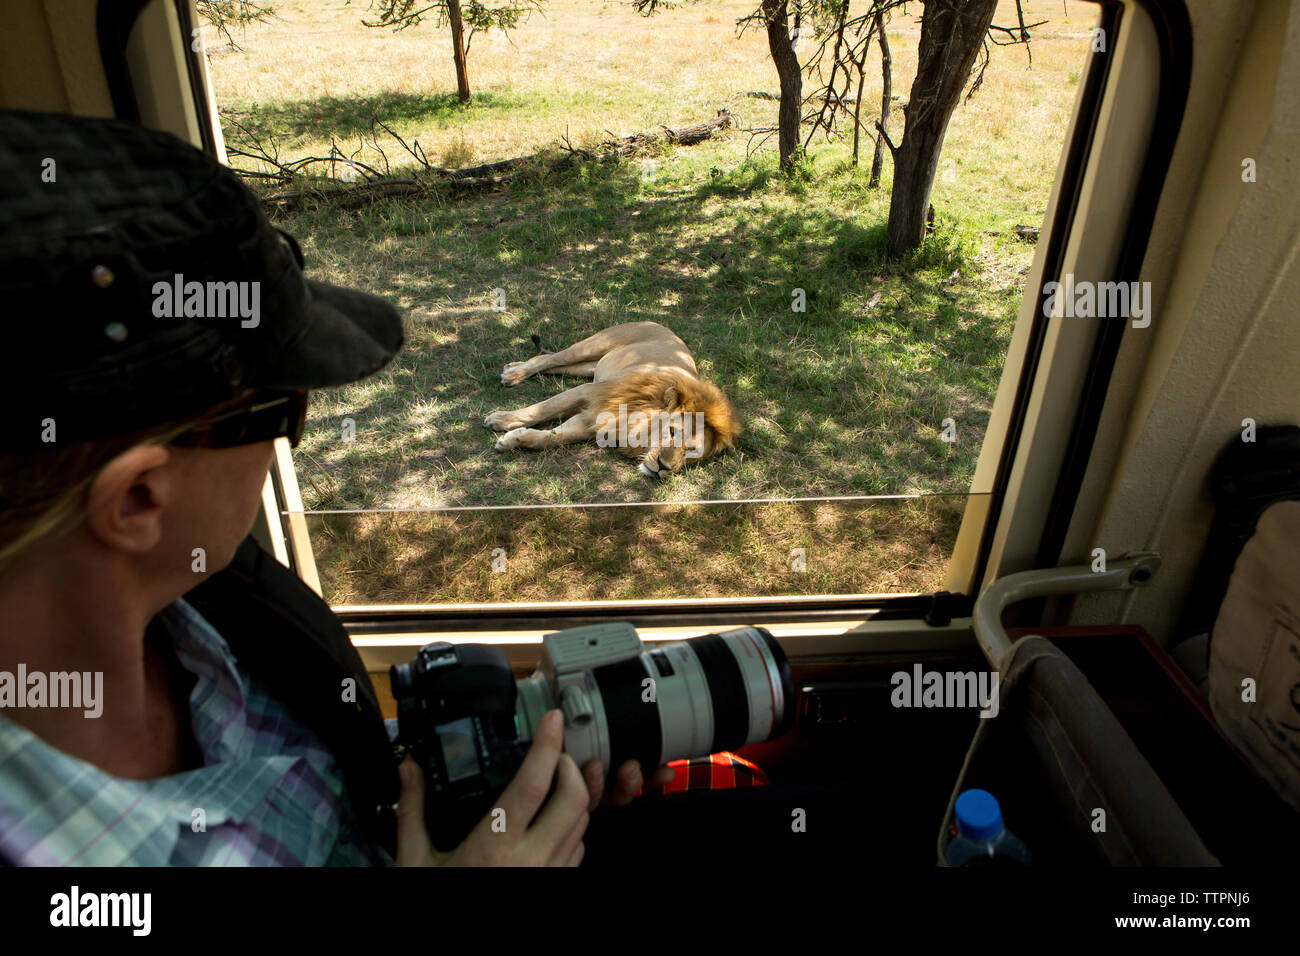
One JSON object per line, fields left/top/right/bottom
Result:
{"left": 885, "top": 0, "right": 997, "bottom": 257}
{"left": 447, "top": 0, "right": 471, "bottom": 103}
{"left": 762, "top": 0, "right": 803, "bottom": 170}
{"left": 869, "top": 9, "right": 891, "bottom": 188}
{"left": 851, "top": 44, "right": 867, "bottom": 165}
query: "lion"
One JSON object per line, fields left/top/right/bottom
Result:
{"left": 484, "top": 321, "right": 743, "bottom": 478}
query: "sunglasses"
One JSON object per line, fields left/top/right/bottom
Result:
{"left": 170, "top": 390, "right": 309, "bottom": 450}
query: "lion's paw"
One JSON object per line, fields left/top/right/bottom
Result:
{"left": 484, "top": 410, "right": 525, "bottom": 432}
{"left": 495, "top": 427, "right": 528, "bottom": 451}
{"left": 501, "top": 362, "right": 529, "bottom": 387}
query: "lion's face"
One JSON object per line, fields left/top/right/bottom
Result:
{"left": 592, "top": 369, "right": 743, "bottom": 479}
{"left": 620, "top": 409, "right": 723, "bottom": 478}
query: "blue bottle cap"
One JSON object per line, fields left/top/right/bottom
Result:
{"left": 955, "top": 789, "right": 1004, "bottom": 841}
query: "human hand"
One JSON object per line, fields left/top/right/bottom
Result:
{"left": 395, "top": 709, "right": 590, "bottom": 866}
{"left": 580, "top": 758, "right": 676, "bottom": 809}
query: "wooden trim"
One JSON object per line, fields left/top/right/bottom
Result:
{"left": 271, "top": 437, "right": 322, "bottom": 596}
{"left": 350, "top": 616, "right": 978, "bottom": 672}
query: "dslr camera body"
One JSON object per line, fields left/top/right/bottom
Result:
{"left": 391, "top": 622, "right": 794, "bottom": 850}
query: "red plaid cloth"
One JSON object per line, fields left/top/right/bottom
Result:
{"left": 637, "top": 751, "right": 769, "bottom": 797}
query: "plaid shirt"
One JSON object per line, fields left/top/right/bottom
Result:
{"left": 0, "top": 598, "right": 388, "bottom": 866}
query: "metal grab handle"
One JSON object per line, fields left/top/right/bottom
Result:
{"left": 972, "top": 552, "right": 1161, "bottom": 670}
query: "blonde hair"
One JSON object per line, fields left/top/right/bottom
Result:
{"left": 0, "top": 415, "right": 210, "bottom": 580}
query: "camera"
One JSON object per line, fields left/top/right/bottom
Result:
{"left": 390, "top": 622, "right": 795, "bottom": 850}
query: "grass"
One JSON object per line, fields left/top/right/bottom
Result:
{"left": 204, "top": 0, "right": 1096, "bottom": 603}
{"left": 309, "top": 495, "right": 968, "bottom": 604}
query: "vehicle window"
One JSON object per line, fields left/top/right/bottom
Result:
{"left": 202, "top": 0, "right": 1103, "bottom": 606}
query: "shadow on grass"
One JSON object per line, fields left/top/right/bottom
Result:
{"left": 267, "top": 153, "right": 1018, "bottom": 603}
{"left": 307, "top": 494, "right": 970, "bottom": 604}
{"left": 283, "top": 152, "right": 1019, "bottom": 514}
{"left": 224, "top": 90, "right": 520, "bottom": 141}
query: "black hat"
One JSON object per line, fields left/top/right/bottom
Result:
{"left": 0, "top": 108, "right": 404, "bottom": 452}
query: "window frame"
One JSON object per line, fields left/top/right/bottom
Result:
{"left": 147, "top": 0, "right": 1193, "bottom": 647}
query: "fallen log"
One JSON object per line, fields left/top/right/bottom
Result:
{"left": 255, "top": 110, "right": 732, "bottom": 211}
{"left": 664, "top": 112, "right": 733, "bottom": 145}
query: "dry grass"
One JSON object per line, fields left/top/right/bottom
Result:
{"left": 209, "top": 0, "right": 1091, "bottom": 204}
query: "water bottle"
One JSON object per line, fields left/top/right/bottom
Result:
{"left": 943, "top": 789, "right": 1032, "bottom": 867}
